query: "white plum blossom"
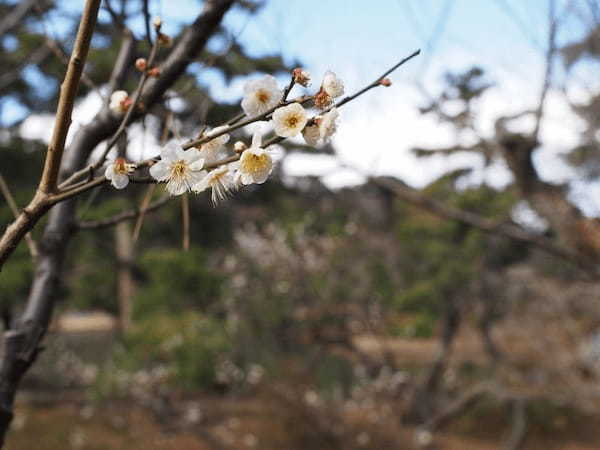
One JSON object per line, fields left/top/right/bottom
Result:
{"left": 196, "top": 126, "right": 230, "bottom": 162}
{"left": 272, "top": 103, "right": 308, "bottom": 138}
{"left": 109, "top": 90, "right": 131, "bottom": 114}
{"left": 104, "top": 157, "right": 135, "bottom": 189}
{"left": 241, "top": 75, "right": 282, "bottom": 117}
{"left": 322, "top": 71, "right": 344, "bottom": 98}
{"left": 192, "top": 165, "right": 237, "bottom": 204}
{"left": 302, "top": 108, "right": 340, "bottom": 147}
{"left": 149, "top": 141, "right": 205, "bottom": 196}
{"left": 234, "top": 131, "right": 273, "bottom": 185}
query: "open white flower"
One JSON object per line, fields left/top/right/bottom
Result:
{"left": 302, "top": 108, "right": 340, "bottom": 146}
{"left": 192, "top": 165, "right": 237, "bottom": 204}
{"left": 235, "top": 131, "right": 273, "bottom": 185}
{"left": 241, "top": 75, "right": 282, "bottom": 116}
{"left": 109, "top": 90, "right": 131, "bottom": 114}
{"left": 272, "top": 103, "right": 308, "bottom": 138}
{"left": 197, "top": 126, "right": 230, "bottom": 162}
{"left": 322, "top": 71, "right": 344, "bottom": 98}
{"left": 104, "top": 157, "right": 135, "bottom": 189}
{"left": 149, "top": 141, "right": 205, "bottom": 196}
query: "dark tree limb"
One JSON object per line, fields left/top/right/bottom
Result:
{"left": 372, "top": 176, "right": 597, "bottom": 275}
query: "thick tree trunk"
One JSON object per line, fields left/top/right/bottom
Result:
{"left": 499, "top": 133, "right": 600, "bottom": 264}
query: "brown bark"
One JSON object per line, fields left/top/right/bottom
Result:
{"left": 499, "top": 132, "right": 600, "bottom": 264}
{"left": 115, "top": 222, "right": 135, "bottom": 333}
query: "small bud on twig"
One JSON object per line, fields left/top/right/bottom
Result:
{"left": 234, "top": 141, "right": 247, "bottom": 153}
{"left": 379, "top": 78, "right": 392, "bottom": 87}
{"left": 292, "top": 68, "right": 311, "bottom": 87}
{"left": 135, "top": 58, "right": 147, "bottom": 72}
{"left": 314, "top": 89, "right": 333, "bottom": 110}
{"left": 147, "top": 67, "right": 161, "bottom": 78}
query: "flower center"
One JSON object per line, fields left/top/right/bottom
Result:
{"left": 242, "top": 153, "right": 269, "bottom": 174}
{"left": 286, "top": 115, "right": 299, "bottom": 128}
{"left": 170, "top": 160, "right": 188, "bottom": 179}
{"left": 256, "top": 90, "right": 270, "bottom": 104}
{"left": 114, "top": 158, "right": 129, "bottom": 175}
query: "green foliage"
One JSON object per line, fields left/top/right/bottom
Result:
{"left": 94, "top": 312, "right": 231, "bottom": 396}
{"left": 393, "top": 183, "right": 517, "bottom": 319}
{"left": 133, "top": 247, "right": 223, "bottom": 316}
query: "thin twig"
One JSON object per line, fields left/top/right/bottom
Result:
{"left": 532, "top": 0, "right": 557, "bottom": 142}
{"left": 133, "top": 184, "right": 158, "bottom": 242}
{"left": 182, "top": 95, "right": 313, "bottom": 150}
{"left": 142, "top": 0, "right": 153, "bottom": 46}
{"left": 77, "top": 193, "right": 170, "bottom": 230}
{"left": 181, "top": 194, "right": 190, "bottom": 251}
{"left": 0, "top": 174, "right": 38, "bottom": 260}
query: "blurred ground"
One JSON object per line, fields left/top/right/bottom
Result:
{"left": 8, "top": 307, "right": 600, "bottom": 450}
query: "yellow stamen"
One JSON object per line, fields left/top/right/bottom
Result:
{"left": 241, "top": 153, "right": 269, "bottom": 174}
{"left": 256, "top": 90, "right": 269, "bottom": 104}
{"left": 170, "top": 160, "right": 188, "bottom": 179}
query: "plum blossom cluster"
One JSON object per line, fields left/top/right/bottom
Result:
{"left": 105, "top": 68, "right": 346, "bottom": 204}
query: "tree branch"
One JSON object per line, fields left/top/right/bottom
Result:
{"left": 371, "top": 176, "right": 594, "bottom": 274}
{"left": 38, "top": 0, "right": 101, "bottom": 194}
{"left": 76, "top": 195, "right": 171, "bottom": 230}
{"left": 0, "top": 174, "right": 37, "bottom": 260}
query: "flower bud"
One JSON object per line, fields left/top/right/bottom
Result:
{"left": 147, "top": 67, "right": 161, "bottom": 78}
{"left": 234, "top": 141, "right": 247, "bottom": 153}
{"left": 292, "top": 68, "right": 311, "bottom": 87}
{"left": 135, "top": 58, "right": 147, "bottom": 72}
{"left": 379, "top": 78, "right": 392, "bottom": 87}
{"left": 314, "top": 89, "right": 333, "bottom": 110}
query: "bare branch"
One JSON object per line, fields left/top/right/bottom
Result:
{"left": 532, "top": 0, "right": 557, "bottom": 142}
{"left": 371, "top": 176, "right": 594, "bottom": 274}
{"left": 38, "top": 0, "right": 101, "bottom": 194}
{"left": 77, "top": 195, "right": 171, "bottom": 230}
{"left": 0, "top": 174, "right": 37, "bottom": 260}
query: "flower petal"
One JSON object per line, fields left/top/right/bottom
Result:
{"left": 189, "top": 158, "right": 205, "bottom": 171}
{"left": 112, "top": 173, "right": 129, "bottom": 189}
{"left": 104, "top": 164, "right": 115, "bottom": 179}
{"left": 149, "top": 161, "right": 170, "bottom": 181}
{"left": 161, "top": 141, "right": 179, "bottom": 162}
